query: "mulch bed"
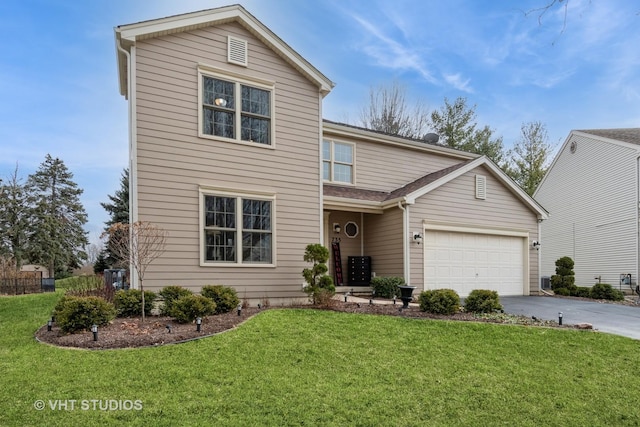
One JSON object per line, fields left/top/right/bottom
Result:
{"left": 34, "top": 297, "right": 611, "bottom": 350}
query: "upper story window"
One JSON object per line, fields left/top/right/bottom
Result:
{"left": 201, "top": 190, "right": 275, "bottom": 266}
{"left": 323, "top": 139, "right": 354, "bottom": 184}
{"left": 199, "top": 67, "right": 274, "bottom": 146}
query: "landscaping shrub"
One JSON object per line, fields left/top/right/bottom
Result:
{"left": 114, "top": 289, "right": 157, "bottom": 317}
{"left": 590, "top": 283, "right": 625, "bottom": 301}
{"left": 554, "top": 287, "right": 571, "bottom": 296}
{"left": 302, "top": 244, "right": 335, "bottom": 304}
{"left": 464, "top": 289, "right": 502, "bottom": 313}
{"left": 550, "top": 256, "right": 576, "bottom": 294}
{"left": 370, "top": 276, "right": 405, "bottom": 299}
{"left": 159, "top": 286, "right": 193, "bottom": 316}
{"left": 201, "top": 285, "right": 240, "bottom": 314}
{"left": 169, "top": 295, "right": 216, "bottom": 323}
{"left": 418, "top": 289, "right": 460, "bottom": 315}
{"left": 573, "top": 287, "right": 591, "bottom": 298}
{"left": 53, "top": 295, "right": 116, "bottom": 333}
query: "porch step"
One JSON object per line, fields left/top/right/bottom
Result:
{"left": 336, "top": 286, "right": 372, "bottom": 296}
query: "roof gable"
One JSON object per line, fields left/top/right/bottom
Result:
{"left": 324, "top": 157, "right": 548, "bottom": 219}
{"left": 115, "top": 5, "right": 334, "bottom": 98}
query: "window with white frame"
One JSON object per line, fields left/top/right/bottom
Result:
{"left": 202, "top": 193, "right": 273, "bottom": 264}
{"left": 200, "top": 72, "right": 273, "bottom": 145}
{"left": 323, "top": 139, "right": 354, "bottom": 184}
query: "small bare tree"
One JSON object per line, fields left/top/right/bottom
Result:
{"left": 102, "top": 221, "right": 168, "bottom": 322}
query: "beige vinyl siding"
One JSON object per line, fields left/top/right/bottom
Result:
{"left": 325, "top": 211, "right": 364, "bottom": 285}
{"left": 133, "top": 21, "right": 322, "bottom": 299}
{"left": 409, "top": 166, "right": 539, "bottom": 294}
{"left": 536, "top": 134, "right": 638, "bottom": 287}
{"left": 364, "top": 208, "right": 404, "bottom": 277}
{"left": 322, "top": 130, "right": 467, "bottom": 192}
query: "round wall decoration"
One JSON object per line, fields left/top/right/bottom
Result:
{"left": 344, "top": 221, "right": 359, "bottom": 238}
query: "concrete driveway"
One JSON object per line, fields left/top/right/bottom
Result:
{"left": 500, "top": 296, "right": 640, "bottom": 340}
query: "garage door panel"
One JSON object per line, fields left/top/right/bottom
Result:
{"left": 425, "top": 230, "right": 524, "bottom": 297}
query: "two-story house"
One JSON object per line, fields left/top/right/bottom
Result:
{"left": 115, "top": 5, "right": 547, "bottom": 303}
{"left": 535, "top": 128, "right": 640, "bottom": 290}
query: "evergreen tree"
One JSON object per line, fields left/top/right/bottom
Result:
{"left": 507, "top": 121, "right": 553, "bottom": 196}
{"left": 101, "top": 169, "right": 129, "bottom": 267}
{"left": 25, "top": 154, "right": 88, "bottom": 278}
{"left": 0, "top": 165, "right": 30, "bottom": 271}
{"left": 429, "top": 97, "right": 506, "bottom": 166}
{"left": 93, "top": 250, "right": 110, "bottom": 275}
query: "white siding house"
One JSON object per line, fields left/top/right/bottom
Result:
{"left": 534, "top": 129, "right": 640, "bottom": 289}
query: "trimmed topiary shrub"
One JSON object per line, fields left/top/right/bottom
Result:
{"left": 590, "top": 283, "right": 625, "bottom": 301}
{"left": 53, "top": 295, "right": 116, "bottom": 334}
{"left": 114, "top": 289, "right": 157, "bottom": 317}
{"left": 464, "top": 289, "right": 502, "bottom": 313}
{"left": 573, "top": 287, "right": 591, "bottom": 298}
{"left": 302, "top": 244, "right": 335, "bottom": 304}
{"left": 551, "top": 256, "right": 576, "bottom": 294}
{"left": 370, "top": 276, "right": 406, "bottom": 299}
{"left": 169, "top": 295, "right": 217, "bottom": 323}
{"left": 418, "top": 289, "right": 460, "bottom": 314}
{"left": 159, "top": 286, "right": 193, "bottom": 316}
{"left": 201, "top": 285, "right": 240, "bottom": 314}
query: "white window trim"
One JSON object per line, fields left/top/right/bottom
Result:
{"left": 323, "top": 139, "right": 355, "bottom": 185}
{"left": 197, "top": 65, "right": 276, "bottom": 149}
{"left": 199, "top": 187, "right": 276, "bottom": 267}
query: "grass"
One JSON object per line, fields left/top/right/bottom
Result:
{"left": 1, "top": 292, "right": 640, "bottom": 426}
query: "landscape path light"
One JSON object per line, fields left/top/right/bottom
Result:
{"left": 196, "top": 317, "right": 202, "bottom": 332}
{"left": 91, "top": 324, "right": 98, "bottom": 341}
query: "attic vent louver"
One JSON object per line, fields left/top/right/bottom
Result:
{"left": 228, "top": 36, "right": 248, "bottom": 66}
{"left": 475, "top": 175, "right": 487, "bottom": 200}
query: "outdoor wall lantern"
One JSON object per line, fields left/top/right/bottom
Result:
{"left": 413, "top": 232, "right": 423, "bottom": 244}
{"left": 333, "top": 223, "right": 341, "bottom": 234}
{"left": 532, "top": 240, "right": 541, "bottom": 250}
{"left": 196, "top": 317, "right": 202, "bottom": 332}
{"left": 91, "top": 324, "right": 98, "bottom": 341}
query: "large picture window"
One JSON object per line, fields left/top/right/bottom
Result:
{"left": 323, "top": 139, "right": 354, "bottom": 184}
{"left": 201, "top": 73, "right": 272, "bottom": 145}
{"left": 202, "top": 193, "right": 273, "bottom": 265}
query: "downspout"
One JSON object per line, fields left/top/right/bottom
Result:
{"left": 116, "top": 36, "right": 138, "bottom": 289}
{"left": 318, "top": 96, "right": 324, "bottom": 241}
{"left": 398, "top": 201, "right": 409, "bottom": 284}
{"left": 537, "top": 218, "right": 542, "bottom": 294}
{"left": 636, "top": 155, "right": 640, "bottom": 291}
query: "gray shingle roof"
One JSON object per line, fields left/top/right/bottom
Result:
{"left": 577, "top": 128, "right": 640, "bottom": 145}
{"left": 323, "top": 159, "right": 474, "bottom": 202}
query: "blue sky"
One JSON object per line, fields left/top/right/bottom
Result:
{"left": 1, "top": 0, "right": 639, "bottom": 245}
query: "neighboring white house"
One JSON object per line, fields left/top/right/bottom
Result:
{"left": 534, "top": 128, "right": 640, "bottom": 290}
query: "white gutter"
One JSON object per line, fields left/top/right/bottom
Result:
{"left": 116, "top": 36, "right": 138, "bottom": 288}
{"left": 398, "top": 201, "right": 409, "bottom": 284}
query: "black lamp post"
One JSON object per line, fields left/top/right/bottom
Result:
{"left": 196, "top": 317, "right": 202, "bottom": 332}
{"left": 47, "top": 319, "right": 52, "bottom": 332}
{"left": 91, "top": 324, "right": 98, "bottom": 341}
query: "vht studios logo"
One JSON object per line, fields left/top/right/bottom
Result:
{"left": 34, "top": 399, "right": 143, "bottom": 411}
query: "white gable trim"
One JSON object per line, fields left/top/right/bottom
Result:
{"left": 115, "top": 5, "right": 334, "bottom": 98}
{"left": 404, "top": 156, "right": 549, "bottom": 220}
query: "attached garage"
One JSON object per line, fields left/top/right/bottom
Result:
{"left": 424, "top": 228, "right": 528, "bottom": 297}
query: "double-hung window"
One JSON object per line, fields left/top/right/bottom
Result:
{"left": 202, "top": 192, "right": 274, "bottom": 265}
{"left": 323, "top": 139, "right": 354, "bottom": 184}
{"left": 200, "top": 68, "right": 273, "bottom": 146}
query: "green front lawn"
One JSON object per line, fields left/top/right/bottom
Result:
{"left": 1, "top": 292, "right": 639, "bottom": 426}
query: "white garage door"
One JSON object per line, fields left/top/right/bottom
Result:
{"left": 424, "top": 231, "right": 525, "bottom": 297}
